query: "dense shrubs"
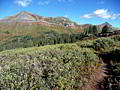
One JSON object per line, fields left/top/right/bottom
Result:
{"left": 76, "top": 36, "right": 120, "bottom": 89}
{"left": 112, "top": 35, "right": 120, "bottom": 41}
{"left": 0, "top": 35, "right": 120, "bottom": 89}
{"left": 0, "top": 44, "right": 101, "bottom": 90}
{"left": 76, "top": 36, "right": 117, "bottom": 51}
{"left": 92, "top": 38, "right": 115, "bottom": 51}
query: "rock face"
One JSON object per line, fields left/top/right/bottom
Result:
{"left": 6, "top": 11, "right": 40, "bottom": 22}
{"left": 2, "top": 11, "right": 76, "bottom": 27}
{"left": 14, "top": 11, "right": 36, "bottom": 21}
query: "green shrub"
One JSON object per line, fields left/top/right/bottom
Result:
{"left": 92, "top": 38, "right": 115, "bottom": 51}
{"left": 76, "top": 40, "right": 94, "bottom": 49}
{"left": 0, "top": 44, "right": 100, "bottom": 90}
{"left": 76, "top": 37, "right": 117, "bottom": 51}
{"left": 112, "top": 35, "right": 120, "bottom": 41}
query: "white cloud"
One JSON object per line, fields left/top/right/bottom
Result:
{"left": 94, "top": 9, "right": 106, "bottom": 15}
{"left": 15, "top": 0, "right": 32, "bottom": 7}
{"left": 81, "top": 9, "right": 120, "bottom": 20}
{"left": 81, "top": 14, "right": 92, "bottom": 19}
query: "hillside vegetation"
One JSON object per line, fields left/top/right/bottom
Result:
{"left": 0, "top": 35, "right": 120, "bottom": 90}
{"left": 0, "top": 23, "right": 85, "bottom": 51}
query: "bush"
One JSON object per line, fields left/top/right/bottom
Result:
{"left": 76, "top": 37, "right": 116, "bottom": 51}
{"left": 0, "top": 44, "right": 100, "bottom": 90}
{"left": 92, "top": 38, "right": 115, "bottom": 51}
{"left": 112, "top": 35, "right": 120, "bottom": 41}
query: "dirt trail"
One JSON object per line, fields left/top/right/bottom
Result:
{"left": 98, "top": 52, "right": 120, "bottom": 90}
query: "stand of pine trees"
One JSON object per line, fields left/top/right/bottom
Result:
{"left": 0, "top": 32, "right": 86, "bottom": 51}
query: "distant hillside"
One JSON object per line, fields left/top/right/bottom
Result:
{"left": 6, "top": 11, "right": 39, "bottom": 21}
{"left": 83, "top": 22, "right": 120, "bottom": 32}
{"left": 0, "top": 11, "right": 120, "bottom": 51}
{"left": 0, "top": 11, "right": 119, "bottom": 30}
{"left": 1, "top": 11, "right": 77, "bottom": 28}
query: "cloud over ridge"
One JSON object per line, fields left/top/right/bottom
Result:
{"left": 15, "top": 0, "right": 32, "bottom": 7}
{"left": 81, "top": 9, "right": 120, "bottom": 20}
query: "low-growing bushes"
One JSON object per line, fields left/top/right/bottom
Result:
{"left": 76, "top": 36, "right": 119, "bottom": 51}
{"left": 112, "top": 35, "right": 120, "bottom": 41}
{"left": 0, "top": 35, "right": 119, "bottom": 89}
{"left": 92, "top": 38, "right": 115, "bottom": 51}
{"left": 0, "top": 44, "right": 102, "bottom": 90}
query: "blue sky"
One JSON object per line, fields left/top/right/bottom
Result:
{"left": 0, "top": 0, "right": 120, "bottom": 27}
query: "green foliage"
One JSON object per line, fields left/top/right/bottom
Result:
{"left": 102, "top": 25, "right": 109, "bottom": 33}
{"left": 4, "top": 31, "right": 10, "bottom": 34}
{"left": 92, "top": 25, "right": 98, "bottom": 34}
{"left": 92, "top": 38, "right": 115, "bottom": 51}
{"left": 0, "top": 32, "right": 86, "bottom": 51}
{"left": 0, "top": 43, "right": 100, "bottom": 90}
{"left": 88, "top": 26, "right": 93, "bottom": 34}
{"left": 0, "top": 21, "right": 120, "bottom": 89}
{"left": 76, "top": 36, "right": 119, "bottom": 51}
{"left": 0, "top": 35, "right": 119, "bottom": 89}
{"left": 84, "top": 25, "right": 98, "bottom": 35}
{"left": 84, "top": 28, "right": 89, "bottom": 35}
{"left": 112, "top": 35, "right": 120, "bottom": 41}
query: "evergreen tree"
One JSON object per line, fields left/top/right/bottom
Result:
{"left": 88, "top": 26, "right": 93, "bottom": 34}
{"left": 84, "top": 28, "right": 89, "bottom": 35}
{"left": 92, "top": 25, "right": 98, "bottom": 34}
{"left": 102, "top": 25, "right": 109, "bottom": 33}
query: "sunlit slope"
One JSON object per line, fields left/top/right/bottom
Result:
{"left": 0, "top": 43, "right": 102, "bottom": 90}
{"left": 0, "top": 35, "right": 120, "bottom": 89}
{"left": 0, "top": 22, "right": 84, "bottom": 51}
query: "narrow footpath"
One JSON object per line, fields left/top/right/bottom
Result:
{"left": 98, "top": 51, "right": 120, "bottom": 90}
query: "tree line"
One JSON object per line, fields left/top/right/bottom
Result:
{"left": 84, "top": 25, "right": 110, "bottom": 35}
{"left": 0, "top": 31, "right": 86, "bottom": 51}
{"left": 0, "top": 25, "right": 112, "bottom": 51}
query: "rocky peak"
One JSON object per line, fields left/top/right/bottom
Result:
{"left": 101, "top": 22, "right": 112, "bottom": 27}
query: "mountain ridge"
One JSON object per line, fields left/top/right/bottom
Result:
{"left": 0, "top": 11, "right": 119, "bottom": 29}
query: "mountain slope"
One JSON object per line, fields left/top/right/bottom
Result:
{"left": 7, "top": 11, "right": 37, "bottom": 21}
{"left": 1, "top": 11, "right": 119, "bottom": 30}
{"left": 0, "top": 35, "right": 120, "bottom": 90}
{"left": 0, "top": 39, "right": 104, "bottom": 90}
{"left": 2, "top": 11, "right": 77, "bottom": 28}
{"left": 0, "top": 11, "right": 119, "bottom": 52}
